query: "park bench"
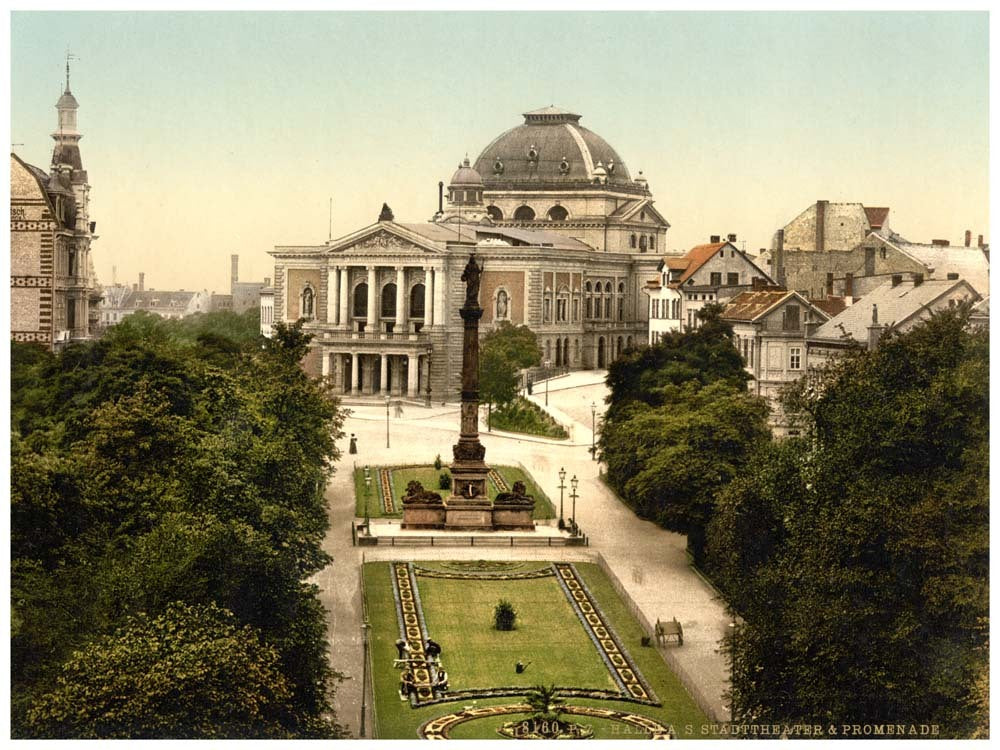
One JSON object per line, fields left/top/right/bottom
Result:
{"left": 655, "top": 617, "right": 683, "bottom": 646}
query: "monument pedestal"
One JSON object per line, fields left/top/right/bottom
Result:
{"left": 444, "top": 497, "right": 494, "bottom": 530}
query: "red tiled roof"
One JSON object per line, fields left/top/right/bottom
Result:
{"left": 864, "top": 206, "right": 890, "bottom": 229}
{"left": 677, "top": 242, "right": 727, "bottom": 284}
{"left": 812, "top": 296, "right": 848, "bottom": 317}
{"left": 666, "top": 257, "right": 690, "bottom": 270}
{"left": 721, "top": 290, "right": 793, "bottom": 321}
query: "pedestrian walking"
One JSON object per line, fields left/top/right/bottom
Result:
{"left": 394, "top": 400, "right": 404, "bottom": 418}
{"left": 349, "top": 434, "right": 357, "bottom": 454}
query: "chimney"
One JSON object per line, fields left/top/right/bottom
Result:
{"left": 438, "top": 181, "right": 444, "bottom": 214}
{"left": 867, "top": 304, "right": 885, "bottom": 350}
{"left": 132, "top": 283, "right": 138, "bottom": 292}
{"left": 727, "top": 233, "right": 737, "bottom": 242}
{"left": 138, "top": 273, "right": 145, "bottom": 292}
{"left": 815, "top": 199, "right": 828, "bottom": 253}
{"left": 947, "top": 272, "right": 959, "bottom": 280}
{"left": 710, "top": 235, "right": 721, "bottom": 243}
{"left": 231, "top": 254, "right": 239, "bottom": 287}
{"left": 826, "top": 272, "right": 834, "bottom": 297}
{"left": 775, "top": 228, "right": 786, "bottom": 286}
{"left": 913, "top": 272, "right": 924, "bottom": 286}
{"left": 891, "top": 274, "right": 903, "bottom": 287}
{"left": 978, "top": 234, "right": 984, "bottom": 247}
{"left": 264, "top": 277, "right": 271, "bottom": 287}
{"left": 965, "top": 230, "right": 972, "bottom": 247}
{"left": 752, "top": 277, "right": 766, "bottom": 291}
{"left": 844, "top": 272, "right": 854, "bottom": 298}
{"left": 931, "top": 239, "right": 949, "bottom": 247}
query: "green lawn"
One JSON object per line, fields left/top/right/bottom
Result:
{"left": 488, "top": 397, "right": 569, "bottom": 439}
{"left": 353, "top": 464, "right": 555, "bottom": 520}
{"left": 362, "top": 561, "right": 710, "bottom": 739}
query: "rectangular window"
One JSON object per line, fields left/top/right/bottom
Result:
{"left": 572, "top": 298, "right": 579, "bottom": 322}
{"left": 710, "top": 272, "right": 722, "bottom": 286}
{"left": 557, "top": 298, "right": 567, "bottom": 322}
{"left": 543, "top": 298, "right": 551, "bottom": 323}
{"left": 789, "top": 347, "right": 801, "bottom": 370}
{"left": 727, "top": 272, "right": 739, "bottom": 286}
{"left": 783, "top": 304, "right": 800, "bottom": 331}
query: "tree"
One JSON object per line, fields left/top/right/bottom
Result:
{"left": 707, "top": 308, "right": 988, "bottom": 736}
{"left": 480, "top": 322, "right": 542, "bottom": 425}
{"left": 601, "top": 381, "right": 769, "bottom": 565}
{"left": 600, "top": 306, "right": 767, "bottom": 564}
{"left": 525, "top": 685, "right": 565, "bottom": 720}
{"left": 24, "top": 603, "right": 293, "bottom": 739}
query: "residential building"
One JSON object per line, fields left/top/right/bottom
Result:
{"left": 721, "top": 288, "right": 830, "bottom": 436}
{"left": 644, "top": 236, "right": 774, "bottom": 344}
{"left": 806, "top": 274, "right": 980, "bottom": 368}
{"left": 11, "top": 64, "right": 100, "bottom": 349}
{"left": 99, "top": 273, "right": 211, "bottom": 324}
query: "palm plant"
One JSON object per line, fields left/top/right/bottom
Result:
{"left": 524, "top": 684, "right": 564, "bottom": 720}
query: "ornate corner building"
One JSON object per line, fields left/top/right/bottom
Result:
{"left": 11, "top": 65, "right": 99, "bottom": 349}
{"left": 269, "top": 107, "right": 669, "bottom": 400}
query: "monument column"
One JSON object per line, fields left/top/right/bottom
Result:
{"left": 407, "top": 353, "right": 419, "bottom": 397}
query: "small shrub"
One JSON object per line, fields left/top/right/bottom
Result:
{"left": 438, "top": 472, "right": 452, "bottom": 490}
{"left": 433, "top": 454, "right": 443, "bottom": 470}
{"left": 494, "top": 599, "right": 517, "bottom": 631}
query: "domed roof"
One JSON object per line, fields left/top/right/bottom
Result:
{"left": 450, "top": 156, "right": 483, "bottom": 186}
{"left": 473, "top": 107, "right": 633, "bottom": 188}
{"left": 56, "top": 88, "right": 79, "bottom": 109}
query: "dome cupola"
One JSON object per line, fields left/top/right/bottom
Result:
{"left": 448, "top": 156, "right": 484, "bottom": 205}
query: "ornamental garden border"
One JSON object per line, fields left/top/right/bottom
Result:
{"left": 389, "top": 561, "right": 659, "bottom": 708}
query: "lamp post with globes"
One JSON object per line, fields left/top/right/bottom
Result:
{"left": 363, "top": 466, "right": 372, "bottom": 531}
{"left": 385, "top": 395, "right": 391, "bottom": 448}
{"left": 570, "top": 474, "right": 579, "bottom": 536}
{"left": 557, "top": 467, "right": 566, "bottom": 530}
{"left": 590, "top": 401, "right": 597, "bottom": 461}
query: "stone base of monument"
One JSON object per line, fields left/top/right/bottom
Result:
{"left": 400, "top": 502, "right": 446, "bottom": 529}
{"left": 491, "top": 504, "right": 536, "bottom": 530}
{"left": 443, "top": 497, "right": 495, "bottom": 530}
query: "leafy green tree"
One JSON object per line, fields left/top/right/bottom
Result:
{"left": 708, "top": 308, "right": 988, "bottom": 736}
{"left": 480, "top": 322, "right": 542, "bottom": 424}
{"left": 24, "top": 603, "right": 293, "bottom": 739}
{"left": 601, "top": 381, "right": 769, "bottom": 565}
{"left": 600, "top": 306, "right": 767, "bottom": 563}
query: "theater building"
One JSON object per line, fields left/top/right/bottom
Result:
{"left": 269, "top": 107, "right": 669, "bottom": 400}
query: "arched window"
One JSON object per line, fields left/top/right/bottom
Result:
{"left": 300, "top": 285, "right": 315, "bottom": 319}
{"left": 555, "top": 338, "right": 562, "bottom": 366}
{"left": 543, "top": 288, "right": 552, "bottom": 323}
{"left": 649, "top": 235, "right": 656, "bottom": 251}
{"left": 639, "top": 235, "right": 647, "bottom": 252}
{"left": 513, "top": 205, "right": 536, "bottom": 221}
{"left": 381, "top": 283, "right": 397, "bottom": 318}
{"left": 547, "top": 205, "right": 568, "bottom": 221}
{"left": 630, "top": 234, "right": 637, "bottom": 249}
{"left": 410, "top": 283, "right": 425, "bottom": 318}
{"left": 353, "top": 282, "right": 368, "bottom": 318}
{"left": 545, "top": 339, "right": 552, "bottom": 362}
{"left": 564, "top": 337, "right": 570, "bottom": 364}
{"left": 486, "top": 205, "right": 503, "bottom": 221}
{"left": 556, "top": 286, "right": 569, "bottom": 322}
{"left": 586, "top": 296, "right": 592, "bottom": 318}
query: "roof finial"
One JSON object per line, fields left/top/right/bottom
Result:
{"left": 64, "top": 49, "right": 78, "bottom": 93}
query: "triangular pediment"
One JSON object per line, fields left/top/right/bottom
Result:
{"left": 616, "top": 199, "right": 670, "bottom": 228}
{"left": 325, "top": 222, "right": 445, "bottom": 256}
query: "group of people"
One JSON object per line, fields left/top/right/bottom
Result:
{"left": 395, "top": 637, "right": 448, "bottom": 699}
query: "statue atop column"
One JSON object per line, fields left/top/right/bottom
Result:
{"left": 461, "top": 254, "right": 483, "bottom": 307}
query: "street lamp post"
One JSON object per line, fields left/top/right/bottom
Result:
{"left": 543, "top": 359, "right": 551, "bottom": 405}
{"left": 558, "top": 467, "right": 566, "bottom": 529}
{"left": 590, "top": 401, "right": 597, "bottom": 461}
{"left": 363, "top": 466, "right": 371, "bottom": 531}
{"left": 570, "top": 474, "right": 579, "bottom": 536}
{"left": 360, "top": 620, "right": 371, "bottom": 737}
{"left": 385, "top": 395, "right": 391, "bottom": 448}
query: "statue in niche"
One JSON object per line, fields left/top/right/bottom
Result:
{"left": 496, "top": 289, "right": 509, "bottom": 319}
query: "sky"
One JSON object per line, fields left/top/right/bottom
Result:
{"left": 9, "top": 11, "right": 991, "bottom": 295}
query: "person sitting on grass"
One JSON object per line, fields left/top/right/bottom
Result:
{"left": 425, "top": 638, "right": 442, "bottom": 662}
{"left": 400, "top": 670, "right": 416, "bottom": 699}
{"left": 434, "top": 668, "right": 449, "bottom": 694}
{"left": 395, "top": 638, "right": 411, "bottom": 661}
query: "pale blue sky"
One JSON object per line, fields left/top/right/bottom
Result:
{"left": 10, "top": 11, "right": 990, "bottom": 293}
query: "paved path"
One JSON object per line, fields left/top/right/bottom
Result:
{"left": 312, "top": 370, "right": 731, "bottom": 736}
